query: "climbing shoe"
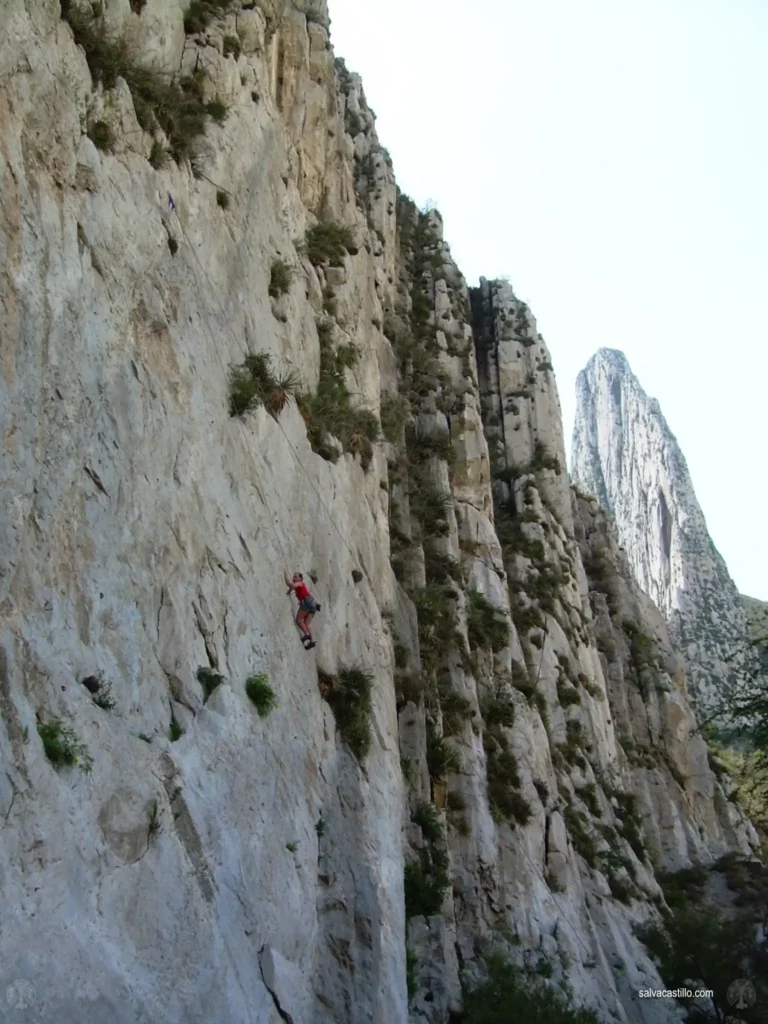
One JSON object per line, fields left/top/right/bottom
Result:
{"left": 315, "top": 604, "right": 321, "bottom": 613}
{"left": 304, "top": 640, "right": 316, "bottom": 650}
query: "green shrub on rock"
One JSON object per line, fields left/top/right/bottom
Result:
{"left": 38, "top": 720, "right": 93, "bottom": 773}
{"left": 305, "top": 222, "right": 357, "bottom": 266}
{"left": 183, "top": 0, "right": 235, "bottom": 35}
{"left": 463, "top": 954, "right": 599, "bottom": 1024}
{"left": 297, "top": 345, "right": 379, "bottom": 469}
{"left": 467, "top": 591, "right": 510, "bottom": 652}
{"left": 229, "top": 352, "right": 301, "bottom": 419}
{"left": 426, "top": 728, "right": 461, "bottom": 782}
{"left": 88, "top": 120, "right": 114, "bottom": 151}
{"left": 269, "top": 259, "right": 293, "bottom": 298}
{"left": 327, "top": 666, "right": 373, "bottom": 760}
{"left": 61, "top": 6, "right": 223, "bottom": 162}
{"left": 245, "top": 673, "right": 278, "bottom": 717}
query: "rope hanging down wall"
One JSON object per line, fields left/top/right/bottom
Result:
{"left": 165, "top": 192, "right": 607, "bottom": 955}
{"left": 168, "top": 199, "right": 373, "bottom": 585}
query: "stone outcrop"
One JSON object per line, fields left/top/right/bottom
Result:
{"left": 571, "top": 348, "right": 756, "bottom": 715}
{"left": 0, "top": 4, "right": 760, "bottom": 1023}
{"left": 743, "top": 595, "right": 768, "bottom": 670}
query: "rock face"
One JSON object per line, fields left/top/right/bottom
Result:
{"left": 0, "top": 5, "right": 759, "bottom": 1024}
{"left": 743, "top": 596, "right": 768, "bottom": 623}
{"left": 571, "top": 348, "right": 754, "bottom": 714}
{"left": 743, "top": 596, "right": 768, "bottom": 666}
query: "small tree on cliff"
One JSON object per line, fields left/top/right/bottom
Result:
{"left": 463, "top": 954, "right": 599, "bottom": 1024}
{"left": 637, "top": 863, "right": 768, "bottom": 1024}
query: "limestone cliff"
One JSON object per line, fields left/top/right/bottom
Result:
{"left": 743, "top": 595, "right": 768, "bottom": 670}
{"left": 0, "top": 4, "right": 759, "bottom": 1024}
{"left": 571, "top": 348, "right": 755, "bottom": 716}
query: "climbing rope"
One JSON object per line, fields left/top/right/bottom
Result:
{"left": 165, "top": 198, "right": 607, "bottom": 966}
{"left": 165, "top": 204, "right": 292, "bottom": 571}
{"left": 169, "top": 202, "right": 371, "bottom": 582}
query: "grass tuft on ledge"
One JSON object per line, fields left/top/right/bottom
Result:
{"left": 229, "top": 352, "right": 301, "bottom": 419}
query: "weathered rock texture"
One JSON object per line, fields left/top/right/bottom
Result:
{"left": 0, "top": 5, "right": 759, "bottom": 1024}
{"left": 571, "top": 348, "right": 755, "bottom": 714}
{"left": 743, "top": 595, "right": 768, "bottom": 671}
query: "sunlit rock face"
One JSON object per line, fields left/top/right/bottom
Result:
{"left": 743, "top": 595, "right": 768, "bottom": 670}
{"left": 571, "top": 348, "right": 754, "bottom": 715}
{"left": 0, "top": 4, "right": 758, "bottom": 1023}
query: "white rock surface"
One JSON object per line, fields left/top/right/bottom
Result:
{"left": 571, "top": 348, "right": 755, "bottom": 713}
{"left": 0, "top": 5, "right": 759, "bottom": 1024}
{"left": 743, "top": 595, "right": 768, "bottom": 662}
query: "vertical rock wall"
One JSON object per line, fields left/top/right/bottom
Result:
{"left": 571, "top": 348, "right": 756, "bottom": 715}
{"left": 0, "top": 4, "right": 759, "bottom": 1023}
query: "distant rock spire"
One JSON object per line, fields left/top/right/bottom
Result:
{"left": 571, "top": 347, "right": 753, "bottom": 712}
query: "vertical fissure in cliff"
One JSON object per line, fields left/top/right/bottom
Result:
{"left": 658, "top": 489, "right": 672, "bottom": 564}
{"left": 470, "top": 282, "right": 506, "bottom": 460}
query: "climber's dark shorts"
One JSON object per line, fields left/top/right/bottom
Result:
{"left": 300, "top": 595, "right": 319, "bottom": 615}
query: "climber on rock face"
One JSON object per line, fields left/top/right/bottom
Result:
{"left": 284, "top": 570, "right": 320, "bottom": 649}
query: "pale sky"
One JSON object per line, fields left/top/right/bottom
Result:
{"left": 328, "top": 0, "right": 768, "bottom": 601}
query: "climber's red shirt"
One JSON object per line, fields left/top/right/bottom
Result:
{"left": 294, "top": 581, "right": 310, "bottom": 602}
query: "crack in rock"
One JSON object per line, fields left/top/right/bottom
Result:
{"left": 258, "top": 946, "right": 296, "bottom": 1024}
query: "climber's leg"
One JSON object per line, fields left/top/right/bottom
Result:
{"left": 303, "top": 614, "right": 316, "bottom": 649}
{"left": 296, "top": 609, "right": 309, "bottom": 638}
